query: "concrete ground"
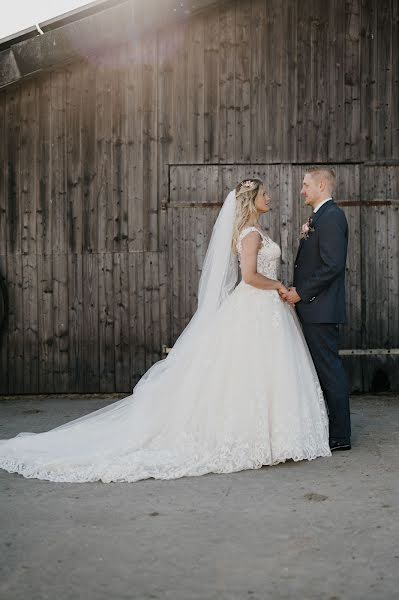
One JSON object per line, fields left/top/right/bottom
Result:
{"left": 0, "top": 394, "right": 398, "bottom": 600}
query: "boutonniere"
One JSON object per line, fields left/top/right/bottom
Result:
{"left": 300, "top": 217, "right": 315, "bottom": 240}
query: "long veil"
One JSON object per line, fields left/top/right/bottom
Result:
{"left": 134, "top": 188, "right": 238, "bottom": 393}
{"left": 10, "top": 189, "right": 239, "bottom": 435}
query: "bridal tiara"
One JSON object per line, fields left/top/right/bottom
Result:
{"left": 241, "top": 180, "right": 256, "bottom": 189}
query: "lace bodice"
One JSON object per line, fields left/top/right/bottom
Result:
{"left": 236, "top": 226, "right": 281, "bottom": 279}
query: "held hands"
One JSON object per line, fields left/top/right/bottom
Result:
{"left": 277, "top": 284, "right": 301, "bottom": 305}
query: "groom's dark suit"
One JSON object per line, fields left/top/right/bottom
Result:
{"left": 293, "top": 199, "right": 351, "bottom": 442}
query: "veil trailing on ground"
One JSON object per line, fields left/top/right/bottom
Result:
{"left": 134, "top": 188, "right": 238, "bottom": 393}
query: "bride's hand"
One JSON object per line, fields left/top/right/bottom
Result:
{"left": 277, "top": 283, "right": 289, "bottom": 300}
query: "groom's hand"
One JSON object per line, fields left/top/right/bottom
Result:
{"left": 284, "top": 287, "right": 301, "bottom": 304}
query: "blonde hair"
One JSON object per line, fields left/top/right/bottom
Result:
{"left": 305, "top": 166, "right": 336, "bottom": 194}
{"left": 232, "top": 178, "right": 263, "bottom": 253}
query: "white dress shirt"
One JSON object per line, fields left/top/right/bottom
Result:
{"left": 313, "top": 197, "right": 332, "bottom": 213}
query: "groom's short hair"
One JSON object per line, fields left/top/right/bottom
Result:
{"left": 305, "top": 167, "right": 336, "bottom": 193}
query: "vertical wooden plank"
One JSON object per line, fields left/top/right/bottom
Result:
{"left": 22, "top": 254, "right": 39, "bottom": 392}
{"left": 113, "top": 252, "right": 130, "bottom": 392}
{"left": 282, "top": 0, "right": 298, "bottom": 163}
{"left": 142, "top": 36, "right": 158, "bottom": 252}
{"left": 96, "top": 56, "right": 114, "bottom": 254}
{"left": 158, "top": 30, "right": 174, "bottom": 254}
{"left": 37, "top": 74, "right": 52, "bottom": 256}
{"left": 68, "top": 252, "right": 84, "bottom": 393}
{"left": 375, "top": 0, "right": 392, "bottom": 159}
{"left": 269, "top": 0, "right": 285, "bottom": 163}
{"left": 111, "top": 47, "right": 128, "bottom": 254}
{"left": 0, "top": 93, "right": 6, "bottom": 256}
{"left": 82, "top": 253, "right": 99, "bottom": 392}
{"left": 66, "top": 64, "right": 82, "bottom": 255}
{"left": 296, "top": 1, "right": 312, "bottom": 161}
{"left": 158, "top": 249, "right": 168, "bottom": 350}
{"left": 144, "top": 252, "right": 161, "bottom": 371}
{"left": 360, "top": 166, "right": 383, "bottom": 349}
{"left": 386, "top": 167, "right": 399, "bottom": 347}
{"left": 129, "top": 252, "right": 145, "bottom": 386}
{"left": 98, "top": 252, "right": 115, "bottom": 392}
{"left": 7, "top": 253, "right": 24, "bottom": 394}
{"left": 344, "top": 0, "right": 361, "bottom": 162}
{"left": 51, "top": 70, "right": 68, "bottom": 256}
{"left": 6, "top": 86, "right": 21, "bottom": 256}
{"left": 360, "top": 0, "right": 376, "bottom": 159}
{"left": 187, "top": 15, "right": 205, "bottom": 163}
{"left": 372, "top": 167, "right": 389, "bottom": 346}
{"left": 204, "top": 4, "right": 220, "bottom": 162}
{"left": 392, "top": 0, "right": 399, "bottom": 159}
{"left": 279, "top": 164, "right": 295, "bottom": 286}
{"left": 235, "top": 0, "right": 251, "bottom": 162}
{"left": 20, "top": 80, "right": 38, "bottom": 258}
{"left": 336, "top": 165, "right": 362, "bottom": 350}
{"left": 81, "top": 62, "right": 97, "bottom": 253}
{"left": 328, "top": 0, "right": 345, "bottom": 161}
{"left": 53, "top": 254, "right": 69, "bottom": 392}
{"left": 0, "top": 94, "right": 7, "bottom": 394}
{"left": 126, "top": 40, "right": 144, "bottom": 252}
{"left": 37, "top": 254, "right": 54, "bottom": 392}
{"left": 250, "top": 0, "right": 267, "bottom": 163}
{"left": 219, "top": 1, "right": 236, "bottom": 163}
{"left": 0, "top": 255, "right": 8, "bottom": 394}
{"left": 312, "top": 0, "right": 330, "bottom": 161}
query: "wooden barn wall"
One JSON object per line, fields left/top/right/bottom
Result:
{"left": 0, "top": 0, "right": 398, "bottom": 394}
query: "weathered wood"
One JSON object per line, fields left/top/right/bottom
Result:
{"left": 96, "top": 57, "right": 114, "bottom": 254}
{"left": 37, "top": 74, "right": 52, "bottom": 256}
{"left": 0, "top": 0, "right": 398, "bottom": 394}
{"left": 81, "top": 63, "right": 97, "bottom": 253}
{"left": 128, "top": 252, "right": 145, "bottom": 385}
{"left": 235, "top": 0, "right": 251, "bottom": 162}
{"left": 218, "top": 1, "right": 235, "bottom": 163}
{"left": 250, "top": 0, "right": 267, "bottom": 163}
{"left": 22, "top": 253, "right": 39, "bottom": 392}
{"left": 203, "top": 4, "right": 220, "bottom": 163}
{"left": 126, "top": 41, "right": 144, "bottom": 253}
{"left": 51, "top": 70, "right": 68, "bottom": 256}
{"left": 81, "top": 254, "right": 99, "bottom": 392}
{"left": 52, "top": 253, "right": 69, "bottom": 392}
{"left": 0, "top": 255, "right": 8, "bottom": 395}
{"left": 142, "top": 37, "right": 158, "bottom": 252}
{"left": 113, "top": 252, "right": 130, "bottom": 391}
{"left": 386, "top": 167, "right": 399, "bottom": 348}
{"left": 68, "top": 252, "right": 84, "bottom": 392}
{"left": 344, "top": 0, "right": 361, "bottom": 161}
{"left": 98, "top": 252, "right": 115, "bottom": 392}
{"left": 37, "top": 254, "right": 54, "bottom": 392}
{"left": 6, "top": 253, "right": 24, "bottom": 394}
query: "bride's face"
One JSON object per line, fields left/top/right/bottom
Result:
{"left": 255, "top": 186, "right": 271, "bottom": 213}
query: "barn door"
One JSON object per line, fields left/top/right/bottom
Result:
{"left": 166, "top": 163, "right": 363, "bottom": 347}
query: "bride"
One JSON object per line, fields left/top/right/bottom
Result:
{"left": 0, "top": 179, "right": 331, "bottom": 483}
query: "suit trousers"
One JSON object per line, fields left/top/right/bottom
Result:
{"left": 301, "top": 322, "right": 351, "bottom": 441}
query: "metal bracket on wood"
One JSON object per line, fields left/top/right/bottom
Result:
{"left": 339, "top": 349, "right": 399, "bottom": 356}
{"left": 162, "top": 345, "right": 399, "bottom": 358}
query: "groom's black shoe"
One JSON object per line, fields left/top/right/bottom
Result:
{"left": 329, "top": 438, "right": 351, "bottom": 452}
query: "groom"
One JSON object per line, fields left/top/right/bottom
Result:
{"left": 282, "top": 167, "right": 351, "bottom": 452}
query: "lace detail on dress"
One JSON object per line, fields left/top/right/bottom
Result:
{"left": 236, "top": 226, "right": 281, "bottom": 280}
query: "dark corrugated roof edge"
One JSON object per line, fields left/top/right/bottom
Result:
{"left": 0, "top": 0, "right": 220, "bottom": 90}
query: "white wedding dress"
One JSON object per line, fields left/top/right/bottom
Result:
{"left": 0, "top": 224, "right": 331, "bottom": 483}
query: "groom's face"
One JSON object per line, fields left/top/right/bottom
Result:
{"left": 301, "top": 174, "right": 321, "bottom": 208}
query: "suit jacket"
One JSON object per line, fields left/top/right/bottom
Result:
{"left": 293, "top": 200, "right": 348, "bottom": 324}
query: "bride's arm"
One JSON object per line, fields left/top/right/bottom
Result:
{"left": 240, "top": 232, "right": 287, "bottom": 293}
